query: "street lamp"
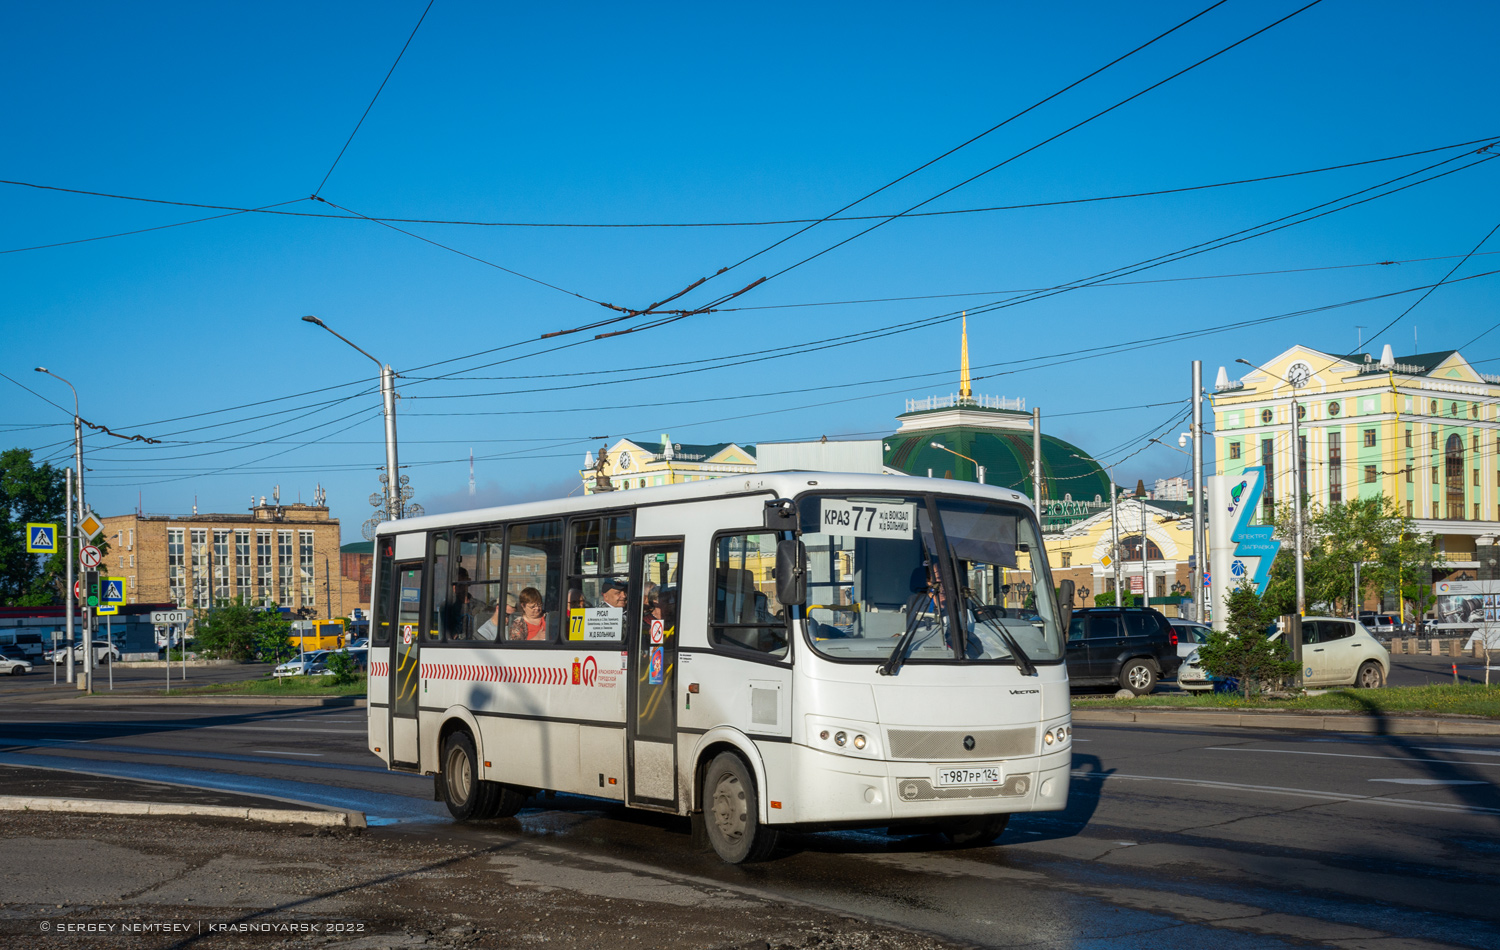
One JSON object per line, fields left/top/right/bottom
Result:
{"left": 302, "top": 316, "right": 403, "bottom": 521}
{"left": 1074, "top": 453, "right": 1122, "bottom": 604}
{"left": 35, "top": 367, "right": 85, "bottom": 690}
{"left": 930, "top": 441, "right": 984, "bottom": 484}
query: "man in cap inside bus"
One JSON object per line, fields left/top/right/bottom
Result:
{"left": 600, "top": 578, "right": 629, "bottom": 610}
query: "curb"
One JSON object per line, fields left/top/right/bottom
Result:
{"left": 1072, "top": 708, "right": 1500, "bottom": 735}
{"left": 0, "top": 794, "right": 367, "bottom": 828}
{"left": 40, "top": 695, "right": 366, "bottom": 707}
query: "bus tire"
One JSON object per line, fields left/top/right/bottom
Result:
{"left": 941, "top": 814, "right": 1010, "bottom": 847}
{"left": 702, "top": 752, "right": 778, "bottom": 864}
{"left": 441, "top": 731, "right": 498, "bottom": 821}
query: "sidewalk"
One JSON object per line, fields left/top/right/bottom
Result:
{"left": 0, "top": 764, "right": 364, "bottom": 827}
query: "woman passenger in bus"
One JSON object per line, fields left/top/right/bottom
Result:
{"left": 509, "top": 587, "right": 549, "bottom": 640}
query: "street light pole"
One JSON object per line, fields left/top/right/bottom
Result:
{"left": 1191, "top": 360, "right": 1207, "bottom": 624}
{"left": 302, "top": 316, "right": 402, "bottom": 520}
{"left": 930, "top": 441, "right": 984, "bottom": 485}
{"left": 36, "top": 367, "right": 89, "bottom": 691}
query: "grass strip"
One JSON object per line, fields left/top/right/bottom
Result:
{"left": 1076, "top": 683, "right": 1500, "bottom": 719}
{"left": 169, "top": 675, "right": 368, "bottom": 697}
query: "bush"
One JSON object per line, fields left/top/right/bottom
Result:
{"left": 194, "top": 599, "right": 293, "bottom": 662}
{"left": 1198, "top": 581, "right": 1299, "bottom": 698}
{"left": 323, "top": 651, "right": 358, "bottom": 685}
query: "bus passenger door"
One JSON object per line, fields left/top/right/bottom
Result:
{"left": 626, "top": 541, "right": 683, "bottom": 809}
{"left": 390, "top": 561, "right": 425, "bottom": 770}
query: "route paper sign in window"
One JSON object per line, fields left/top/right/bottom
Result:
{"left": 818, "top": 500, "right": 915, "bottom": 539}
{"left": 569, "top": 606, "right": 623, "bottom": 641}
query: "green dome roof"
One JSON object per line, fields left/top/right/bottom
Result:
{"left": 884, "top": 422, "right": 1111, "bottom": 504}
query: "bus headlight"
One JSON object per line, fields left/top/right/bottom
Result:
{"left": 834, "top": 731, "right": 847, "bottom": 747}
{"left": 1043, "top": 726, "right": 1071, "bottom": 747}
{"left": 852, "top": 734, "right": 866, "bottom": 750}
{"left": 1044, "top": 730, "right": 1055, "bottom": 745}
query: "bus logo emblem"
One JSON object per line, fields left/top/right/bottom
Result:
{"left": 963, "top": 735, "right": 975, "bottom": 751}
{"left": 581, "top": 656, "right": 597, "bottom": 687}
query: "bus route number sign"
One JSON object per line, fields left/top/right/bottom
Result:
{"left": 819, "top": 500, "right": 914, "bottom": 539}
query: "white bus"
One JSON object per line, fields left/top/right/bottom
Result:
{"left": 367, "top": 472, "right": 1074, "bottom": 863}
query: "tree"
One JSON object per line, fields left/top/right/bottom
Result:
{"left": 1268, "top": 494, "right": 1442, "bottom": 617}
{"left": 1197, "top": 581, "right": 1299, "bottom": 698}
{"left": 1092, "top": 590, "right": 1139, "bottom": 608}
{"left": 0, "top": 449, "right": 71, "bottom": 606}
{"left": 194, "top": 599, "right": 292, "bottom": 662}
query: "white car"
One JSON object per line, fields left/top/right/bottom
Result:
{"left": 1168, "top": 620, "right": 1214, "bottom": 692}
{"left": 274, "top": 651, "right": 330, "bottom": 677}
{"left": 46, "top": 640, "right": 120, "bottom": 665}
{"left": 1275, "top": 617, "right": 1389, "bottom": 689}
{"left": 0, "top": 653, "right": 33, "bottom": 676}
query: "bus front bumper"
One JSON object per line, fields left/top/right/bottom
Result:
{"left": 771, "top": 741, "right": 1072, "bottom": 826}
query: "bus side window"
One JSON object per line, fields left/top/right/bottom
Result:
{"left": 711, "top": 532, "right": 788, "bottom": 658}
{"left": 427, "top": 532, "right": 451, "bottom": 642}
{"left": 373, "top": 540, "right": 395, "bottom": 645}
{"left": 506, "top": 520, "right": 563, "bottom": 643}
{"left": 454, "top": 528, "right": 505, "bottom": 642}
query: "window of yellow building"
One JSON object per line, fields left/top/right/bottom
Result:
{"left": 1363, "top": 429, "right": 1376, "bottom": 448}
{"left": 1229, "top": 442, "right": 1241, "bottom": 460}
{"left": 1364, "top": 465, "right": 1377, "bottom": 483}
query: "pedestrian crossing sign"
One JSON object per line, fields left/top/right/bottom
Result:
{"left": 102, "top": 576, "right": 127, "bottom": 605}
{"left": 26, "top": 523, "right": 58, "bottom": 554}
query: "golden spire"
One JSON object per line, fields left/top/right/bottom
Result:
{"left": 959, "top": 311, "right": 972, "bottom": 398}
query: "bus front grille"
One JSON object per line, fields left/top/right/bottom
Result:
{"left": 886, "top": 727, "right": 1036, "bottom": 760}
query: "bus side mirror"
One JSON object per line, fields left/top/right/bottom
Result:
{"left": 1058, "top": 579, "right": 1074, "bottom": 632}
{"left": 775, "top": 539, "right": 806, "bottom": 606}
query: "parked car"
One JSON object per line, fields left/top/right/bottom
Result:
{"left": 1066, "top": 607, "right": 1183, "bottom": 695}
{"left": 0, "top": 649, "right": 33, "bottom": 675}
{"left": 1358, "top": 613, "right": 1403, "bottom": 638}
{"left": 45, "top": 640, "right": 120, "bottom": 665}
{"left": 1274, "top": 617, "right": 1389, "bottom": 689}
{"left": 1168, "top": 619, "right": 1215, "bottom": 692}
{"left": 273, "top": 650, "right": 330, "bottom": 678}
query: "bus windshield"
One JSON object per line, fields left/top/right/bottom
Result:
{"left": 799, "top": 493, "right": 1064, "bottom": 665}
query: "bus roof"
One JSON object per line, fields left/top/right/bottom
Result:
{"left": 375, "top": 471, "right": 1034, "bottom": 537}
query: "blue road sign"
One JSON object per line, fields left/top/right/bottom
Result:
{"left": 102, "top": 577, "right": 127, "bottom": 605}
{"left": 26, "top": 523, "right": 58, "bottom": 554}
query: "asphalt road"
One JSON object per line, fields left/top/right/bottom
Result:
{"left": 0, "top": 662, "right": 271, "bottom": 702}
{"left": 0, "top": 699, "right": 1495, "bottom": 949}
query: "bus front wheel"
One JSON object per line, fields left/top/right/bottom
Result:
{"left": 702, "top": 752, "right": 778, "bottom": 864}
{"left": 442, "top": 732, "right": 501, "bottom": 821}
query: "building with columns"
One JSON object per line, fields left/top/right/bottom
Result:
{"left": 1211, "top": 345, "right": 1500, "bottom": 581}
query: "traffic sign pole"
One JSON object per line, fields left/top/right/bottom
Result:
{"left": 64, "top": 467, "right": 75, "bottom": 686}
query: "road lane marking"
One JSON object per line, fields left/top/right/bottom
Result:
{"left": 1205, "top": 746, "right": 1500, "bottom": 769}
{"left": 1417, "top": 746, "right": 1500, "bottom": 757}
{"left": 1071, "top": 770, "right": 1500, "bottom": 816}
{"left": 252, "top": 751, "right": 325, "bottom": 756}
{"left": 1370, "top": 778, "right": 1485, "bottom": 786}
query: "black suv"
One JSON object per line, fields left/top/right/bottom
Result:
{"left": 1065, "top": 607, "right": 1182, "bottom": 695}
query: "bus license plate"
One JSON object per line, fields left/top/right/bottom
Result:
{"left": 937, "top": 767, "right": 1000, "bottom": 786}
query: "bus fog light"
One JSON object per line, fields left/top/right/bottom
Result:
{"left": 834, "top": 731, "right": 847, "bottom": 747}
{"left": 852, "top": 734, "right": 866, "bottom": 750}
{"left": 1040, "top": 778, "right": 1054, "bottom": 797}
{"left": 819, "top": 730, "right": 830, "bottom": 741}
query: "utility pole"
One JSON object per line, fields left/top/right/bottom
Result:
{"left": 1140, "top": 490, "right": 1150, "bottom": 610}
{"left": 37, "top": 368, "right": 89, "bottom": 690}
{"left": 1191, "top": 361, "right": 1206, "bottom": 624}
{"left": 1031, "top": 408, "right": 1043, "bottom": 519}
{"left": 65, "top": 467, "right": 75, "bottom": 685}
{"left": 1110, "top": 472, "right": 1122, "bottom": 602}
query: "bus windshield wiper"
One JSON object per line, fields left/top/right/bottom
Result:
{"left": 877, "top": 599, "right": 930, "bottom": 677}
{"left": 966, "top": 593, "right": 1037, "bottom": 676}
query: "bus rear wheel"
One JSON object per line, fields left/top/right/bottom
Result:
{"left": 442, "top": 732, "right": 501, "bottom": 821}
{"left": 702, "top": 752, "right": 778, "bottom": 864}
{"left": 941, "top": 814, "right": 1010, "bottom": 847}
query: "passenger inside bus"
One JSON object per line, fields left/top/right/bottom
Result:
{"left": 475, "top": 592, "right": 515, "bottom": 641}
{"left": 601, "top": 578, "right": 629, "bottom": 610}
{"left": 508, "top": 587, "right": 549, "bottom": 640}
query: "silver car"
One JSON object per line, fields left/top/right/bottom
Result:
{"left": 273, "top": 650, "right": 330, "bottom": 678}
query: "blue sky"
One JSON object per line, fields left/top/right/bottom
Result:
{"left": 3, "top": 1, "right": 1498, "bottom": 539}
